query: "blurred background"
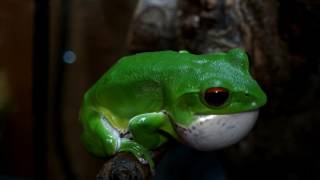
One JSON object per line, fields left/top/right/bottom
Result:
{"left": 0, "top": 0, "right": 320, "bottom": 179}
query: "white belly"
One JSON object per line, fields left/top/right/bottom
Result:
{"left": 174, "top": 110, "right": 259, "bottom": 151}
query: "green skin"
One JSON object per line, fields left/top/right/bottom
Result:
{"left": 80, "top": 49, "right": 267, "bottom": 169}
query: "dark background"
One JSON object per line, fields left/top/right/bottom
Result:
{"left": 0, "top": 0, "right": 319, "bottom": 179}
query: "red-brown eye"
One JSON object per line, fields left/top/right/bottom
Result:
{"left": 204, "top": 87, "right": 229, "bottom": 107}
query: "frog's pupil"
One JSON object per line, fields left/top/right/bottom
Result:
{"left": 204, "top": 87, "right": 229, "bottom": 107}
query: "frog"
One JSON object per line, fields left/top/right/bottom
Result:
{"left": 80, "top": 48, "right": 267, "bottom": 170}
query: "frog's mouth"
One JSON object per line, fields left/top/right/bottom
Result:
{"left": 174, "top": 110, "right": 259, "bottom": 151}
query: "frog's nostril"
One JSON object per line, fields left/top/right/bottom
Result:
{"left": 244, "top": 90, "right": 249, "bottom": 97}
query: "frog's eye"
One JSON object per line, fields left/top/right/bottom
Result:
{"left": 204, "top": 87, "right": 229, "bottom": 107}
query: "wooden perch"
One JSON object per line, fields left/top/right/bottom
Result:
{"left": 96, "top": 153, "right": 150, "bottom": 180}
{"left": 96, "top": 146, "right": 167, "bottom": 180}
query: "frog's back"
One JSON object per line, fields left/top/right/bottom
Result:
{"left": 106, "top": 51, "right": 198, "bottom": 80}
{"left": 87, "top": 51, "right": 192, "bottom": 119}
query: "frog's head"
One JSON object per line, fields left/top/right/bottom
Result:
{"left": 171, "top": 48, "right": 267, "bottom": 151}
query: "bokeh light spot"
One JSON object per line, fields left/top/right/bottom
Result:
{"left": 63, "top": 50, "right": 77, "bottom": 64}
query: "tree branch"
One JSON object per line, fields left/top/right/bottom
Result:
{"left": 96, "top": 153, "right": 150, "bottom": 180}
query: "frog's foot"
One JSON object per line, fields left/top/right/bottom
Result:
{"left": 119, "top": 138, "right": 155, "bottom": 172}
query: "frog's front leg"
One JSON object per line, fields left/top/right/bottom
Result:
{"left": 128, "top": 112, "right": 177, "bottom": 150}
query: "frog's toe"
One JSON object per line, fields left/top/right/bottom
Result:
{"left": 119, "top": 138, "right": 155, "bottom": 170}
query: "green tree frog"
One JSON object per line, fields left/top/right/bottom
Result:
{"left": 80, "top": 49, "right": 267, "bottom": 169}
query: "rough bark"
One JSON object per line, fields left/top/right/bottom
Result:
{"left": 96, "top": 153, "right": 150, "bottom": 180}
